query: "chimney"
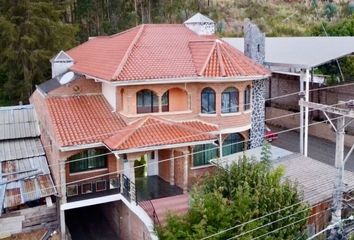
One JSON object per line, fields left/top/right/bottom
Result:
{"left": 184, "top": 13, "right": 215, "bottom": 35}
{"left": 50, "top": 50, "right": 74, "bottom": 78}
{"left": 243, "top": 19, "right": 265, "bottom": 65}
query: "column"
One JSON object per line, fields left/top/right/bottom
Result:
{"left": 129, "top": 160, "right": 136, "bottom": 203}
{"left": 59, "top": 159, "right": 67, "bottom": 240}
{"left": 169, "top": 150, "right": 175, "bottom": 186}
{"left": 182, "top": 151, "right": 189, "bottom": 193}
{"left": 114, "top": 153, "right": 124, "bottom": 194}
{"left": 158, "top": 94, "right": 162, "bottom": 112}
{"left": 250, "top": 79, "right": 266, "bottom": 148}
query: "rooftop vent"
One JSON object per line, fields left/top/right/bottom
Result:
{"left": 184, "top": 13, "right": 215, "bottom": 35}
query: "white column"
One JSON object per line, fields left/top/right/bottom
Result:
{"left": 183, "top": 151, "right": 189, "bottom": 193}
{"left": 219, "top": 132, "right": 223, "bottom": 161}
{"left": 304, "top": 68, "right": 310, "bottom": 157}
{"left": 169, "top": 150, "right": 175, "bottom": 185}
{"left": 300, "top": 70, "right": 305, "bottom": 155}
{"left": 59, "top": 160, "right": 67, "bottom": 239}
{"left": 129, "top": 160, "right": 136, "bottom": 203}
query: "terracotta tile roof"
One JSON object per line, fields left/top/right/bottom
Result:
{"left": 46, "top": 95, "right": 126, "bottom": 147}
{"left": 104, "top": 117, "right": 216, "bottom": 151}
{"left": 66, "top": 24, "right": 270, "bottom": 81}
{"left": 179, "top": 120, "right": 218, "bottom": 132}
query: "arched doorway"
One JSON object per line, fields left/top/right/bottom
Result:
{"left": 222, "top": 133, "right": 245, "bottom": 156}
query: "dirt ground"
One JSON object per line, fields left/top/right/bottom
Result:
{"left": 2, "top": 229, "right": 60, "bottom": 240}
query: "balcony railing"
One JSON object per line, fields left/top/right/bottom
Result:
{"left": 66, "top": 175, "right": 120, "bottom": 202}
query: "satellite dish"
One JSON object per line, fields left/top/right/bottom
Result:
{"left": 59, "top": 71, "right": 75, "bottom": 85}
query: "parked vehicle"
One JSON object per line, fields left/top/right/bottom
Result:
{"left": 265, "top": 125, "right": 278, "bottom": 142}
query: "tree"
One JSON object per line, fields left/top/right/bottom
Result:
{"left": 157, "top": 156, "right": 310, "bottom": 239}
{"left": 0, "top": 0, "right": 77, "bottom": 105}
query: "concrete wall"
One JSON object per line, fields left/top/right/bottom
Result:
{"left": 0, "top": 205, "right": 57, "bottom": 236}
{"left": 102, "top": 201, "right": 152, "bottom": 240}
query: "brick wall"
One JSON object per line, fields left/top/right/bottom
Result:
{"left": 173, "top": 150, "right": 184, "bottom": 189}
{"left": 158, "top": 149, "right": 171, "bottom": 182}
{"left": 266, "top": 106, "right": 354, "bottom": 147}
{"left": 48, "top": 77, "right": 101, "bottom": 96}
{"left": 101, "top": 201, "right": 152, "bottom": 240}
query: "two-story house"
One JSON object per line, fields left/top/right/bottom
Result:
{"left": 30, "top": 13, "right": 270, "bottom": 239}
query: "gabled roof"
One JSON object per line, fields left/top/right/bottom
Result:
{"left": 65, "top": 24, "right": 270, "bottom": 81}
{"left": 184, "top": 13, "right": 214, "bottom": 24}
{"left": 46, "top": 94, "right": 126, "bottom": 147}
{"left": 104, "top": 117, "right": 217, "bottom": 152}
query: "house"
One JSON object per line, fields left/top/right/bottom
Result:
{"left": 30, "top": 14, "right": 270, "bottom": 239}
{"left": 0, "top": 105, "right": 57, "bottom": 236}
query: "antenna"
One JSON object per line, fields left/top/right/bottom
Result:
{"left": 59, "top": 72, "right": 75, "bottom": 85}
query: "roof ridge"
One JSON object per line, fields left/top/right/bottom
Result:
{"left": 219, "top": 42, "right": 247, "bottom": 75}
{"left": 216, "top": 42, "right": 226, "bottom": 77}
{"left": 198, "top": 41, "right": 217, "bottom": 76}
{"left": 112, "top": 24, "right": 146, "bottom": 80}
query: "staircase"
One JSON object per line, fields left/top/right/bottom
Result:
{"left": 140, "top": 194, "right": 189, "bottom": 225}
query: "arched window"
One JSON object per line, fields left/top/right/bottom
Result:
{"left": 161, "top": 91, "right": 169, "bottom": 112}
{"left": 222, "top": 87, "right": 239, "bottom": 113}
{"left": 244, "top": 85, "right": 251, "bottom": 111}
{"left": 201, "top": 87, "right": 216, "bottom": 114}
{"left": 69, "top": 149, "right": 108, "bottom": 173}
{"left": 222, "top": 133, "right": 244, "bottom": 156}
{"left": 137, "top": 89, "right": 158, "bottom": 114}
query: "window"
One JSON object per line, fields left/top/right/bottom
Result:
{"left": 162, "top": 91, "right": 169, "bottom": 112}
{"left": 222, "top": 133, "right": 244, "bottom": 156}
{"left": 69, "top": 149, "right": 107, "bottom": 173}
{"left": 244, "top": 85, "right": 251, "bottom": 111}
{"left": 193, "top": 144, "right": 218, "bottom": 166}
{"left": 222, "top": 87, "right": 239, "bottom": 113}
{"left": 137, "top": 89, "right": 158, "bottom": 114}
{"left": 201, "top": 88, "right": 216, "bottom": 114}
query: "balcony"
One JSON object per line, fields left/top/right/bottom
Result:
{"left": 66, "top": 175, "right": 120, "bottom": 202}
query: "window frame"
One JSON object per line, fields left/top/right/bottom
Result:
{"left": 221, "top": 87, "right": 239, "bottom": 113}
{"left": 69, "top": 149, "right": 108, "bottom": 174}
{"left": 136, "top": 89, "right": 159, "bottom": 114}
{"left": 222, "top": 133, "right": 244, "bottom": 156}
{"left": 201, "top": 87, "right": 216, "bottom": 114}
{"left": 244, "top": 85, "right": 252, "bottom": 111}
{"left": 161, "top": 91, "right": 169, "bottom": 112}
{"left": 193, "top": 144, "right": 218, "bottom": 167}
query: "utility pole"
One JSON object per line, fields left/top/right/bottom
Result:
{"left": 299, "top": 99, "right": 354, "bottom": 239}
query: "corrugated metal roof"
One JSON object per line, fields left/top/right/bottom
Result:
{"left": 0, "top": 138, "right": 45, "bottom": 162}
{"left": 0, "top": 105, "right": 40, "bottom": 140}
{"left": 215, "top": 147, "right": 354, "bottom": 206}
{"left": 274, "top": 154, "right": 354, "bottom": 205}
{"left": 0, "top": 105, "right": 56, "bottom": 214}
{"left": 223, "top": 37, "right": 354, "bottom": 68}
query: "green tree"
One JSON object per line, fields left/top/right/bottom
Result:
{"left": 157, "top": 156, "right": 310, "bottom": 239}
{"left": 0, "top": 0, "right": 77, "bottom": 105}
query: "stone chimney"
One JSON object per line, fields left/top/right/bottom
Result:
{"left": 184, "top": 13, "right": 215, "bottom": 35}
{"left": 243, "top": 19, "right": 265, "bottom": 65}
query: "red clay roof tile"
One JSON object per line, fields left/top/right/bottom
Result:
{"left": 66, "top": 24, "right": 270, "bottom": 81}
{"left": 46, "top": 95, "right": 126, "bottom": 147}
{"left": 104, "top": 117, "right": 216, "bottom": 151}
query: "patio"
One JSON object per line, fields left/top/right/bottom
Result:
{"left": 135, "top": 175, "right": 183, "bottom": 202}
